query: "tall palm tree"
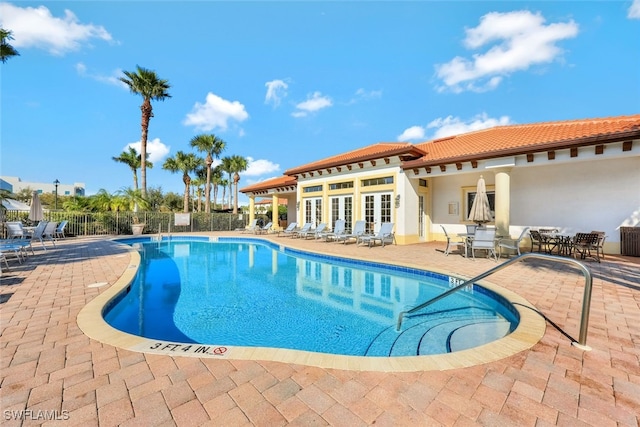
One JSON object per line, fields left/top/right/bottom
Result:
{"left": 189, "top": 134, "right": 226, "bottom": 213}
{"left": 210, "top": 165, "right": 224, "bottom": 210}
{"left": 112, "top": 146, "right": 153, "bottom": 190}
{"left": 119, "top": 66, "right": 171, "bottom": 199}
{"left": 219, "top": 178, "right": 229, "bottom": 211}
{"left": 162, "top": 151, "right": 202, "bottom": 213}
{"left": 228, "top": 155, "right": 248, "bottom": 215}
{"left": 0, "top": 29, "right": 20, "bottom": 63}
{"left": 221, "top": 156, "right": 234, "bottom": 209}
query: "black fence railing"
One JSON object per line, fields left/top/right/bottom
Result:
{"left": 1, "top": 211, "right": 248, "bottom": 238}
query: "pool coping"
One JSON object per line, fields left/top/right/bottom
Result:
{"left": 76, "top": 236, "right": 547, "bottom": 372}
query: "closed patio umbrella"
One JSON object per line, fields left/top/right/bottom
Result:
{"left": 468, "top": 175, "right": 492, "bottom": 226}
{"left": 29, "top": 191, "right": 44, "bottom": 222}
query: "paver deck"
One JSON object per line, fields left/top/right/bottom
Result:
{"left": 1, "top": 233, "right": 638, "bottom": 426}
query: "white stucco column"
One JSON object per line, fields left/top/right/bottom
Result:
{"left": 249, "top": 196, "right": 255, "bottom": 225}
{"left": 493, "top": 168, "right": 512, "bottom": 237}
{"left": 272, "top": 194, "right": 279, "bottom": 230}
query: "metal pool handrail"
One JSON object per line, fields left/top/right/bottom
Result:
{"left": 395, "top": 253, "right": 594, "bottom": 350}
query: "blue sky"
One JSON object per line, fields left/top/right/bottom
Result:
{"left": 2, "top": 1, "right": 639, "bottom": 204}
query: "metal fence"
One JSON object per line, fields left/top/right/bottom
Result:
{"left": 1, "top": 211, "right": 248, "bottom": 237}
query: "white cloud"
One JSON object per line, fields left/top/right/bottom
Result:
{"left": 427, "top": 113, "right": 513, "bottom": 139}
{"left": 244, "top": 157, "right": 280, "bottom": 176}
{"left": 124, "top": 138, "right": 170, "bottom": 164}
{"left": 348, "top": 88, "right": 383, "bottom": 104}
{"left": 398, "top": 113, "right": 513, "bottom": 141}
{"left": 435, "top": 10, "right": 578, "bottom": 93}
{"left": 76, "top": 62, "right": 126, "bottom": 87}
{"left": 292, "top": 91, "right": 332, "bottom": 117}
{"left": 265, "top": 79, "right": 289, "bottom": 107}
{"left": 629, "top": 0, "right": 640, "bottom": 18}
{"left": 0, "top": 3, "right": 113, "bottom": 55}
{"left": 183, "top": 92, "right": 249, "bottom": 132}
{"left": 397, "top": 126, "right": 426, "bottom": 142}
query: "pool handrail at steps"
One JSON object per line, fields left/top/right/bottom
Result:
{"left": 395, "top": 253, "right": 594, "bottom": 350}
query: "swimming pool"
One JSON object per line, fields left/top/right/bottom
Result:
{"left": 104, "top": 237, "right": 519, "bottom": 358}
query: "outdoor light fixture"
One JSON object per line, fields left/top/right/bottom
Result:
{"left": 53, "top": 179, "right": 60, "bottom": 210}
{"left": 395, "top": 194, "right": 401, "bottom": 208}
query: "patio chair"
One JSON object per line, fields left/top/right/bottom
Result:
{"left": 359, "top": 222, "right": 395, "bottom": 248}
{"left": 322, "top": 219, "right": 346, "bottom": 242}
{"left": 0, "top": 251, "right": 10, "bottom": 271}
{"left": 6, "top": 222, "right": 26, "bottom": 239}
{"left": 256, "top": 221, "right": 273, "bottom": 234}
{"left": 54, "top": 220, "right": 68, "bottom": 239}
{"left": 441, "top": 225, "right": 466, "bottom": 256}
{"left": 573, "top": 232, "right": 601, "bottom": 262}
{"left": 28, "top": 221, "right": 51, "bottom": 250}
{"left": 497, "top": 227, "right": 530, "bottom": 258}
{"left": 529, "top": 230, "right": 548, "bottom": 253}
{"left": 335, "top": 220, "right": 366, "bottom": 244}
{"left": 590, "top": 231, "right": 606, "bottom": 260}
{"left": 278, "top": 222, "right": 298, "bottom": 237}
{"left": 471, "top": 228, "right": 498, "bottom": 261}
{"left": 291, "top": 223, "right": 312, "bottom": 238}
{"left": 466, "top": 224, "right": 477, "bottom": 235}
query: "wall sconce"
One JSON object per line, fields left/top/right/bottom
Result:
{"left": 394, "top": 194, "right": 401, "bottom": 208}
{"left": 296, "top": 201, "right": 300, "bottom": 211}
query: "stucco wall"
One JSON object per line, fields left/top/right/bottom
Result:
{"left": 429, "top": 156, "right": 640, "bottom": 253}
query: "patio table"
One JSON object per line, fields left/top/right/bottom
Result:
{"left": 541, "top": 232, "right": 574, "bottom": 256}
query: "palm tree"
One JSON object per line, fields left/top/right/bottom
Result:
{"left": 112, "top": 146, "right": 153, "bottom": 190}
{"left": 116, "top": 187, "right": 150, "bottom": 212}
{"left": 162, "top": 151, "right": 202, "bottom": 213}
{"left": 191, "top": 174, "right": 206, "bottom": 212}
{"left": 0, "top": 29, "right": 20, "bottom": 63}
{"left": 219, "top": 178, "right": 229, "bottom": 211}
{"left": 221, "top": 157, "right": 234, "bottom": 209}
{"left": 210, "top": 165, "right": 224, "bottom": 210}
{"left": 189, "top": 134, "right": 226, "bottom": 213}
{"left": 228, "top": 155, "right": 248, "bottom": 215}
{"left": 119, "top": 66, "right": 171, "bottom": 199}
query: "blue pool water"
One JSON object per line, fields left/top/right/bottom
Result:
{"left": 105, "top": 237, "right": 519, "bottom": 357}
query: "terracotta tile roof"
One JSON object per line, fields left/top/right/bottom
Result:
{"left": 405, "top": 114, "right": 640, "bottom": 168}
{"left": 284, "top": 143, "right": 426, "bottom": 175}
{"left": 240, "top": 175, "right": 297, "bottom": 194}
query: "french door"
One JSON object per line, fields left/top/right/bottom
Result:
{"left": 330, "top": 196, "right": 353, "bottom": 233}
{"left": 303, "top": 198, "right": 323, "bottom": 226}
{"left": 362, "top": 192, "right": 392, "bottom": 234}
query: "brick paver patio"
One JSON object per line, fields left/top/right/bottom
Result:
{"left": 1, "top": 233, "right": 638, "bottom": 426}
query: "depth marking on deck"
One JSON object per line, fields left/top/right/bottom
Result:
{"left": 135, "top": 341, "right": 230, "bottom": 357}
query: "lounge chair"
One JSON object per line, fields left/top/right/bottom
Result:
{"left": 335, "top": 220, "right": 366, "bottom": 245}
{"left": 441, "top": 225, "right": 466, "bottom": 256}
{"left": 240, "top": 219, "right": 259, "bottom": 233}
{"left": 291, "top": 223, "right": 312, "bottom": 238}
{"left": 322, "top": 219, "right": 346, "bottom": 242}
{"left": 278, "top": 222, "right": 298, "bottom": 237}
{"left": 359, "top": 222, "right": 395, "bottom": 248}
{"left": 256, "top": 221, "right": 273, "bottom": 234}
{"left": 470, "top": 228, "right": 497, "bottom": 261}
{"left": 497, "top": 227, "right": 530, "bottom": 258}
{"left": 54, "top": 220, "right": 68, "bottom": 239}
{"left": 302, "top": 223, "right": 327, "bottom": 240}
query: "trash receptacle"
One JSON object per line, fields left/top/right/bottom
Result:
{"left": 620, "top": 227, "right": 640, "bottom": 256}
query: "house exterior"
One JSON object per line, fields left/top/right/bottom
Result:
{"left": 240, "top": 114, "right": 640, "bottom": 254}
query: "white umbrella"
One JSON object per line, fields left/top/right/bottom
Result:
{"left": 468, "top": 175, "right": 492, "bottom": 226}
{"left": 29, "top": 191, "right": 44, "bottom": 222}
